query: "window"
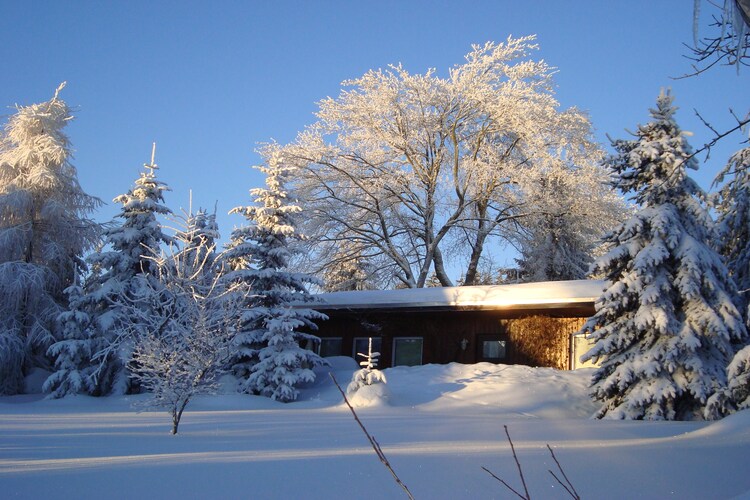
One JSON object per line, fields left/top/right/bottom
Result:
{"left": 318, "top": 338, "right": 343, "bottom": 358}
{"left": 392, "top": 337, "right": 423, "bottom": 367}
{"left": 571, "top": 333, "right": 598, "bottom": 369}
{"left": 482, "top": 340, "right": 506, "bottom": 360}
{"left": 353, "top": 337, "right": 382, "bottom": 362}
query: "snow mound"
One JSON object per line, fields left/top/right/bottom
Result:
{"left": 685, "top": 407, "right": 750, "bottom": 440}
{"left": 347, "top": 382, "right": 391, "bottom": 407}
{"left": 383, "top": 362, "right": 597, "bottom": 418}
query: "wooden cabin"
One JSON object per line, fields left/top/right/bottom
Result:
{"left": 304, "top": 280, "right": 603, "bottom": 370}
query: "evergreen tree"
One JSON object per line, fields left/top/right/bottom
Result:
{"left": 713, "top": 147, "right": 750, "bottom": 316}
{"left": 74, "top": 150, "right": 173, "bottom": 395}
{"left": 347, "top": 337, "right": 387, "bottom": 394}
{"left": 707, "top": 147, "right": 750, "bottom": 417}
{"left": 579, "top": 90, "right": 747, "bottom": 420}
{"left": 322, "top": 241, "right": 373, "bottom": 292}
{"left": 224, "top": 153, "right": 326, "bottom": 402}
{"left": 173, "top": 207, "right": 220, "bottom": 276}
{"left": 0, "top": 84, "right": 101, "bottom": 394}
{"left": 43, "top": 283, "right": 97, "bottom": 397}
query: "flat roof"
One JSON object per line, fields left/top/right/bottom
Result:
{"left": 310, "top": 279, "right": 604, "bottom": 312}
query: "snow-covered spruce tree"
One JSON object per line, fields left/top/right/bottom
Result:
{"left": 128, "top": 215, "right": 237, "bottom": 434}
{"left": 42, "top": 282, "right": 97, "bottom": 397}
{"left": 707, "top": 147, "right": 750, "bottom": 417}
{"left": 0, "top": 84, "right": 101, "bottom": 394}
{"left": 224, "top": 152, "right": 326, "bottom": 402}
{"left": 73, "top": 152, "right": 172, "bottom": 395}
{"left": 713, "top": 147, "right": 750, "bottom": 317}
{"left": 173, "top": 207, "right": 220, "bottom": 278}
{"left": 322, "top": 240, "right": 374, "bottom": 292}
{"left": 579, "top": 90, "right": 747, "bottom": 420}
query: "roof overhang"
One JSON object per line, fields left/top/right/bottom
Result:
{"left": 306, "top": 279, "right": 604, "bottom": 313}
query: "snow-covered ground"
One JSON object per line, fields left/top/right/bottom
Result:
{"left": 2, "top": 359, "right": 749, "bottom": 499}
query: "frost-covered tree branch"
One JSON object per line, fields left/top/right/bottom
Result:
{"left": 127, "top": 212, "right": 239, "bottom": 434}
{"left": 267, "top": 36, "right": 623, "bottom": 289}
{"left": 0, "top": 84, "right": 102, "bottom": 394}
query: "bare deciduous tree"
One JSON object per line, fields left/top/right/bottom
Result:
{"left": 268, "top": 36, "right": 620, "bottom": 288}
{"left": 684, "top": 0, "right": 750, "bottom": 76}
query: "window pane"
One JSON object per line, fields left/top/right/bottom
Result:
{"left": 319, "top": 338, "right": 343, "bottom": 358}
{"left": 393, "top": 338, "right": 423, "bottom": 367}
{"left": 482, "top": 340, "right": 506, "bottom": 359}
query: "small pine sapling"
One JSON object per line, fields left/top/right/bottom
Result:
{"left": 347, "top": 337, "right": 387, "bottom": 394}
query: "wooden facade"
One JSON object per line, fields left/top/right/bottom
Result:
{"left": 303, "top": 280, "right": 602, "bottom": 370}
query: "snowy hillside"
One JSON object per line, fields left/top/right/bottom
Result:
{"left": 2, "top": 360, "right": 749, "bottom": 499}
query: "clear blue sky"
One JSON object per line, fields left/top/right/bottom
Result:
{"left": 2, "top": 1, "right": 748, "bottom": 267}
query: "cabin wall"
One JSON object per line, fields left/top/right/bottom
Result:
{"left": 312, "top": 308, "right": 591, "bottom": 370}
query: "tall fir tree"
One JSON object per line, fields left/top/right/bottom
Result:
{"left": 579, "top": 90, "right": 747, "bottom": 420}
{"left": 224, "top": 153, "right": 326, "bottom": 402}
{"left": 62, "top": 148, "right": 173, "bottom": 395}
{"left": 713, "top": 147, "right": 750, "bottom": 316}
{"left": 173, "top": 207, "right": 220, "bottom": 286}
{"left": 0, "top": 84, "right": 101, "bottom": 394}
{"left": 707, "top": 146, "right": 750, "bottom": 416}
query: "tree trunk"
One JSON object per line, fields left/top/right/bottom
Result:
{"left": 463, "top": 234, "right": 487, "bottom": 285}
{"left": 171, "top": 398, "right": 190, "bottom": 435}
{"left": 432, "top": 247, "right": 454, "bottom": 287}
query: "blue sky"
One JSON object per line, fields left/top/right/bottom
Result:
{"left": 2, "top": 1, "right": 748, "bottom": 268}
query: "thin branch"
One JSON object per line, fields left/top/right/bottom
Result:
{"left": 481, "top": 466, "right": 528, "bottom": 500}
{"left": 505, "top": 425, "right": 531, "bottom": 500}
{"left": 483, "top": 428, "right": 581, "bottom": 500}
{"left": 482, "top": 425, "right": 531, "bottom": 500}
{"left": 693, "top": 114, "right": 750, "bottom": 162}
{"left": 546, "top": 444, "right": 581, "bottom": 500}
{"left": 329, "top": 373, "right": 415, "bottom": 500}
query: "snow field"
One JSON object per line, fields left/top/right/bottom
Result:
{"left": 2, "top": 361, "right": 749, "bottom": 499}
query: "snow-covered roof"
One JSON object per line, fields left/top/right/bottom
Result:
{"left": 312, "top": 279, "right": 604, "bottom": 312}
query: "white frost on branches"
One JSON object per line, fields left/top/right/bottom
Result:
{"left": 269, "top": 36, "right": 623, "bottom": 288}
{"left": 0, "top": 84, "right": 101, "bottom": 394}
{"left": 128, "top": 215, "right": 236, "bottom": 434}
{"left": 514, "top": 161, "right": 630, "bottom": 282}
